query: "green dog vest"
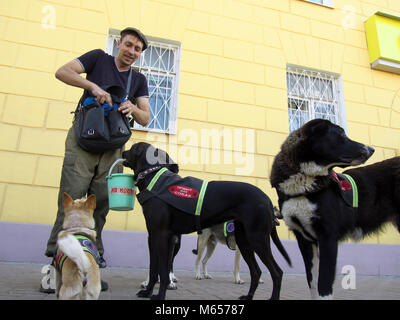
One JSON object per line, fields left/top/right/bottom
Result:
{"left": 331, "top": 171, "right": 358, "bottom": 208}
{"left": 53, "top": 234, "right": 100, "bottom": 272}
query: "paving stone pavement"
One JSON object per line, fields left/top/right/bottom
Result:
{"left": 0, "top": 261, "right": 399, "bottom": 300}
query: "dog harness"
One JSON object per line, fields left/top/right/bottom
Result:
{"left": 136, "top": 167, "right": 209, "bottom": 233}
{"left": 276, "top": 171, "right": 359, "bottom": 213}
{"left": 331, "top": 171, "right": 358, "bottom": 208}
{"left": 224, "top": 221, "right": 236, "bottom": 251}
{"left": 53, "top": 234, "right": 100, "bottom": 273}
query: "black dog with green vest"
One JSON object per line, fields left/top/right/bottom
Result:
{"left": 122, "top": 142, "right": 291, "bottom": 300}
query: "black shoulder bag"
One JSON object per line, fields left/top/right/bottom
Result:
{"left": 75, "top": 69, "right": 133, "bottom": 153}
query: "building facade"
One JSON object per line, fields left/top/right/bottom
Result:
{"left": 0, "top": 0, "right": 399, "bottom": 275}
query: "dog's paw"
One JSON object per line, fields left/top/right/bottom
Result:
{"left": 204, "top": 273, "right": 212, "bottom": 279}
{"left": 170, "top": 273, "right": 178, "bottom": 283}
{"left": 235, "top": 279, "right": 245, "bottom": 285}
{"left": 195, "top": 274, "right": 204, "bottom": 280}
{"left": 238, "top": 294, "right": 253, "bottom": 300}
{"left": 167, "top": 282, "right": 177, "bottom": 290}
{"left": 137, "top": 289, "right": 152, "bottom": 298}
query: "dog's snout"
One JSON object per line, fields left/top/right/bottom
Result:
{"left": 362, "top": 145, "right": 375, "bottom": 159}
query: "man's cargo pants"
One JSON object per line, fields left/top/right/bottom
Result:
{"left": 45, "top": 123, "right": 124, "bottom": 257}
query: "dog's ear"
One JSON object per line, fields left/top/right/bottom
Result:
{"left": 168, "top": 163, "right": 179, "bottom": 173}
{"left": 164, "top": 150, "right": 179, "bottom": 173}
{"left": 146, "top": 146, "right": 167, "bottom": 166}
{"left": 154, "top": 147, "right": 179, "bottom": 173}
{"left": 85, "top": 194, "right": 96, "bottom": 211}
{"left": 307, "top": 119, "right": 330, "bottom": 136}
{"left": 63, "top": 192, "right": 74, "bottom": 210}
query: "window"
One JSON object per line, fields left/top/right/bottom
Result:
{"left": 106, "top": 29, "right": 181, "bottom": 134}
{"left": 303, "top": 0, "right": 334, "bottom": 8}
{"left": 286, "top": 65, "right": 346, "bottom": 132}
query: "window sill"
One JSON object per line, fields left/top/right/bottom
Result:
{"left": 303, "top": 0, "right": 334, "bottom": 9}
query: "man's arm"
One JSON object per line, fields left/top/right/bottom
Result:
{"left": 55, "top": 59, "right": 113, "bottom": 106}
{"left": 118, "top": 96, "right": 150, "bottom": 126}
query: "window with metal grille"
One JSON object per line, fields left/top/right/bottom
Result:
{"left": 286, "top": 65, "right": 346, "bottom": 132}
{"left": 303, "top": 0, "right": 333, "bottom": 7}
{"left": 106, "top": 30, "right": 181, "bottom": 134}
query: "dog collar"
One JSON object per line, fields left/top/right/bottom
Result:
{"left": 137, "top": 166, "right": 163, "bottom": 181}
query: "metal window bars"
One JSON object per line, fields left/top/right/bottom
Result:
{"left": 287, "top": 66, "right": 341, "bottom": 132}
{"left": 109, "top": 35, "right": 180, "bottom": 134}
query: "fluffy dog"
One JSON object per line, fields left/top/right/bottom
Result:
{"left": 270, "top": 119, "right": 400, "bottom": 299}
{"left": 122, "top": 142, "right": 291, "bottom": 300}
{"left": 192, "top": 222, "right": 244, "bottom": 284}
{"left": 54, "top": 193, "right": 101, "bottom": 300}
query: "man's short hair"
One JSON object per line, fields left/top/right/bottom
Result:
{"left": 120, "top": 27, "right": 148, "bottom": 51}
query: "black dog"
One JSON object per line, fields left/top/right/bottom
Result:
{"left": 270, "top": 119, "right": 400, "bottom": 299}
{"left": 122, "top": 142, "right": 291, "bottom": 300}
{"left": 140, "top": 234, "right": 181, "bottom": 290}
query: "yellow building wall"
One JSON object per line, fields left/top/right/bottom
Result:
{"left": 0, "top": 0, "right": 399, "bottom": 244}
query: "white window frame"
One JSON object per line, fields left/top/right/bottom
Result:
{"left": 303, "top": 0, "right": 334, "bottom": 8}
{"left": 106, "top": 29, "right": 181, "bottom": 134}
{"left": 286, "top": 64, "right": 347, "bottom": 133}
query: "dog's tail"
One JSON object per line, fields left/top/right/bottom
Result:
{"left": 271, "top": 226, "right": 292, "bottom": 267}
{"left": 192, "top": 236, "right": 200, "bottom": 255}
{"left": 57, "top": 233, "right": 90, "bottom": 274}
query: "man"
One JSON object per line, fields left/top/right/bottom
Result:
{"left": 42, "top": 27, "right": 150, "bottom": 292}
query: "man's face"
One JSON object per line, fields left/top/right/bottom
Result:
{"left": 116, "top": 34, "right": 143, "bottom": 68}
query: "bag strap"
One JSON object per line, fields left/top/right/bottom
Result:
{"left": 126, "top": 68, "right": 133, "bottom": 98}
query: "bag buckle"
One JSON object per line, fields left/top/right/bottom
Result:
{"left": 87, "top": 128, "right": 95, "bottom": 136}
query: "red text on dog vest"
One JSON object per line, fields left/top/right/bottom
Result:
{"left": 168, "top": 185, "right": 199, "bottom": 199}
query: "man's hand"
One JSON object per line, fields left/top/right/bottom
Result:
{"left": 118, "top": 99, "right": 135, "bottom": 117}
{"left": 91, "top": 85, "right": 113, "bottom": 106}
{"left": 118, "top": 98, "right": 150, "bottom": 126}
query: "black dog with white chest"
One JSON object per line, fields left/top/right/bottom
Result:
{"left": 270, "top": 119, "right": 400, "bottom": 299}
{"left": 122, "top": 142, "right": 291, "bottom": 300}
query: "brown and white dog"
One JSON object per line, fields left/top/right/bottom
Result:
{"left": 54, "top": 193, "right": 101, "bottom": 300}
{"left": 193, "top": 223, "right": 244, "bottom": 284}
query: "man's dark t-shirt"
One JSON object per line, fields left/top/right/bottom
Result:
{"left": 77, "top": 49, "right": 149, "bottom": 102}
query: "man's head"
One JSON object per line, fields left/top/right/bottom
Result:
{"left": 116, "top": 27, "right": 148, "bottom": 69}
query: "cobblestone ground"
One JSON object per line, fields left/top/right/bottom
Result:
{"left": 0, "top": 261, "right": 399, "bottom": 300}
